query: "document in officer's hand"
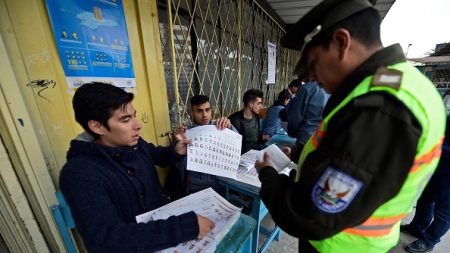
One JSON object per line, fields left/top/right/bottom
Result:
{"left": 256, "top": 144, "right": 292, "bottom": 172}
{"left": 235, "top": 144, "right": 294, "bottom": 188}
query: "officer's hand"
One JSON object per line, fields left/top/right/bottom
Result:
{"left": 215, "top": 117, "right": 231, "bottom": 130}
{"left": 289, "top": 169, "right": 297, "bottom": 181}
{"left": 197, "top": 215, "right": 215, "bottom": 239}
{"left": 255, "top": 152, "right": 273, "bottom": 173}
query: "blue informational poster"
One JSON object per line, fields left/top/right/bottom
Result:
{"left": 45, "top": 0, "right": 136, "bottom": 88}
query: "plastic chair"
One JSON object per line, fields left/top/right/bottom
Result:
{"left": 50, "top": 191, "right": 77, "bottom": 253}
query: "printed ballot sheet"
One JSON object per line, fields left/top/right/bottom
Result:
{"left": 260, "top": 144, "right": 292, "bottom": 172}
{"left": 186, "top": 125, "right": 242, "bottom": 178}
{"left": 236, "top": 144, "right": 295, "bottom": 188}
{"left": 236, "top": 166, "right": 262, "bottom": 187}
{"left": 239, "top": 144, "right": 292, "bottom": 171}
{"left": 136, "top": 188, "right": 242, "bottom": 253}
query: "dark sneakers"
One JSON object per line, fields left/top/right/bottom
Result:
{"left": 405, "top": 239, "right": 434, "bottom": 253}
{"left": 401, "top": 224, "right": 423, "bottom": 238}
{"left": 401, "top": 224, "right": 436, "bottom": 253}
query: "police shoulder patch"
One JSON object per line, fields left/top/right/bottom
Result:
{"left": 371, "top": 67, "right": 403, "bottom": 90}
{"left": 312, "top": 166, "right": 363, "bottom": 213}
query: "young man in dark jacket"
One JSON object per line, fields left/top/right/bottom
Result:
{"left": 229, "top": 88, "right": 265, "bottom": 153}
{"left": 59, "top": 82, "right": 213, "bottom": 252}
{"left": 175, "top": 94, "right": 234, "bottom": 193}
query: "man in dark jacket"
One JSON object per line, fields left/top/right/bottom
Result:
{"left": 288, "top": 79, "right": 301, "bottom": 98}
{"left": 59, "top": 82, "right": 213, "bottom": 252}
{"left": 175, "top": 94, "right": 234, "bottom": 193}
{"left": 229, "top": 88, "right": 265, "bottom": 153}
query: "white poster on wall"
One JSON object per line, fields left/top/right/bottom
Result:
{"left": 267, "top": 42, "right": 276, "bottom": 84}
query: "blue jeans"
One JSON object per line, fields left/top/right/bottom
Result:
{"left": 409, "top": 170, "right": 450, "bottom": 246}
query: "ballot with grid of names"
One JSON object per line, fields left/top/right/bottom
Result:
{"left": 186, "top": 125, "right": 293, "bottom": 188}
{"left": 186, "top": 125, "right": 242, "bottom": 178}
{"left": 136, "top": 188, "right": 241, "bottom": 253}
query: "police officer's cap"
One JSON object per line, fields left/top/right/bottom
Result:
{"left": 281, "top": 0, "right": 376, "bottom": 75}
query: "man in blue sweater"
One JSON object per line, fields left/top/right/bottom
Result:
{"left": 59, "top": 82, "right": 213, "bottom": 252}
{"left": 261, "top": 89, "right": 292, "bottom": 138}
{"left": 286, "top": 75, "right": 328, "bottom": 161}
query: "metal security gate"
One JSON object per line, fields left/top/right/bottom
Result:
{"left": 157, "top": 0, "right": 300, "bottom": 128}
{"left": 433, "top": 67, "right": 450, "bottom": 88}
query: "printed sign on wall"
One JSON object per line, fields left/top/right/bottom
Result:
{"left": 267, "top": 41, "right": 277, "bottom": 84}
{"left": 45, "top": 0, "right": 136, "bottom": 88}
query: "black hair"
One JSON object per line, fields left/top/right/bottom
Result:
{"left": 243, "top": 89, "right": 263, "bottom": 106}
{"left": 190, "top": 95, "right": 210, "bottom": 109}
{"left": 306, "top": 8, "right": 382, "bottom": 52}
{"left": 72, "top": 82, "right": 134, "bottom": 139}
{"left": 278, "top": 89, "right": 293, "bottom": 101}
{"left": 288, "top": 79, "right": 302, "bottom": 88}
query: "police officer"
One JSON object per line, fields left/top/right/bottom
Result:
{"left": 255, "top": 0, "right": 446, "bottom": 252}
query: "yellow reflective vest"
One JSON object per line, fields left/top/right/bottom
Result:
{"left": 297, "top": 62, "right": 446, "bottom": 253}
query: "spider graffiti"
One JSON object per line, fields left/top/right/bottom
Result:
{"left": 26, "top": 79, "right": 56, "bottom": 103}
{"left": 141, "top": 112, "right": 149, "bottom": 123}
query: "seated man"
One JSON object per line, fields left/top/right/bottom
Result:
{"left": 262, "top": 89, "right": 296, "bottom": 147}
{"left": 59, "top": 82, "right": 214, "bottom": 252}
{"left": 175, "top": 95, "right": 234, "bottom": 193}
{"left": 229, "top": 88, "right": 265, "bottom": 154}
{"left": 262, "top": 89, "right": 292, "bottom": 138}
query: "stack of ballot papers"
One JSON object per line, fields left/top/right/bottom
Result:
{"left": 239, "top": 149, "right": 262, "bottom": 169}
{"left": 136, "top": 188, "right": 241, "bottom": 253}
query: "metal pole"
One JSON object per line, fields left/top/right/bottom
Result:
{"left": 237, "top": 0, "right": 242, "bottom": 109}
{"left": 405, "top": 43, "right": 412, "bottom": 58}
{"left": 166, "top": 0, "right": 182, "bottom": 126}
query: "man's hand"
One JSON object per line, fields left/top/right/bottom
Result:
{"left": 255, "top": 152, "right": 273, "bottom": 173}
{"left": 172, "top": 126, "right": 186, "bottom": 137}
{"left": 197, "top": 215, "right": 215, "bottom": 239}
{"left": 262, "top": 134, "right": 270, "bottom": 141}
{"left": 215, "top": 117, "right": 231, "bottom": 130}
{"left": 173, "top": 126, "right": 191, "bottom": 155}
